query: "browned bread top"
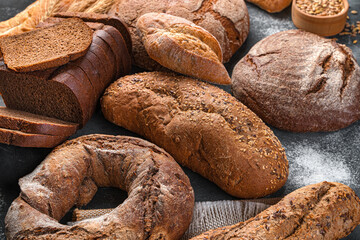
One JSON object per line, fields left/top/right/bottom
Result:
{"left": 191, "top": 182, "right": 360, "bottom": 239}
{"left": 5, "top": 134, "right": 194, "bottom": 240}
{"left": 101, "top": 71, "right": 288, "bottom": 198}
{"left": 246, "top": 0, "right": 292, "bottom": 13}
{"left": 109, "top": 0, "right": 250, "bottom": 70}
{"left": 232, "top": 29, "right": 360, "bottom": 132}
{"left": 0, "top": 107, "right": 78, "bottom": 136}
{"left": 0, "top": 18, "right": 93, "bottom": 72}
{"left": 136, "top": 13, "right": 231, "bottom": 85}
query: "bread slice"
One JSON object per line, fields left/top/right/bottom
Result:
{"left": 0, "top": 18, "right": 93, "bottom": 72}
{"left": 0, "top": 107, "right": 78, "bottom": 136}
{"left": 0, "top": 127, "right": 69, "bottom": 148}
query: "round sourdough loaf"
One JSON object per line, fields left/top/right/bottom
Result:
{"left": 101, "top": 71, "right": 288, "bottom": 198}
{"left": 5, "top": 134, "right": 194, "bottom": 240}
{"left": 232, "top": 29, "right": 360, "bottom": 132}
{"left": 109, "top": 0, "right": 250, "bottom": 70}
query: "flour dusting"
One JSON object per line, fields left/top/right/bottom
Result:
{"left": 286, "top": 144, "right": 353, "bottom": 188}
{"left": 249, "top": 8, "right": 295, "bottom": 38}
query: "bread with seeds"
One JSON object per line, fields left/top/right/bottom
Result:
{"left": 191, "top": 181, "right": 360, "bottom": 239}
{"left": 101, "top": 71, "right": 288, "bottom": 198}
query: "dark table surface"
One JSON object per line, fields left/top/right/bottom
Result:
{"left": 0, "top": 0, "right": 359, "bottom": 239}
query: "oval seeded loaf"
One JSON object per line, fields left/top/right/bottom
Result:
{"left": 101, "top": 71, "right": 289, "bottom": 198}
{"left": 191, "top": 181, "right": 360, "bottom": 239}
{"left": 232, "top": 29, "right": 360, "bottom": 132}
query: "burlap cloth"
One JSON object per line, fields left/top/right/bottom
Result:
{"left": 71, "top": 198, "right": 280, "bottom": 239}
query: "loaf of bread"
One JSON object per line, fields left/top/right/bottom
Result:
{"left": 0, "top": 0, "right": 249, "bottom": 71}
{"left": 110, "top": 0, "right": 250, "bottom": 69}
{"left": 101, "top": 71, "right": 288, "bottom": 198}
{"left": 0, "top": 14, "right": 131, "bottom": 127}
{"left": 246, "top": 0, "right": 292, "bottom": 13}
{"left": 232, "top": 29, "right": 360, "bottom": 132}
{"left": 191, "top": 182, "right": 360, "bottom": 239}
{"left": 0, "top": 18, "right": 93, "bottom": 72}
{"left": 5, "top": 134, "right": 194, "bottom": 240}
{"left": 136, "top": 13, "right": 231, "bottom": 85}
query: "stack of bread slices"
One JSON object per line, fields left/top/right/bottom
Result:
{"left": 0, "top": 13, "right": 132, "bottom": 148}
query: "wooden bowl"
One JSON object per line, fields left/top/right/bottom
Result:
{"left": 292, "top": 0, "right": 349, "bottom": 36}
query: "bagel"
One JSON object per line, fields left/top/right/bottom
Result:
{"left": 5, "top": 134, "right": 194, "bottom": 240}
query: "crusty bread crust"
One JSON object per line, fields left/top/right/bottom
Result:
{"left": 246, "top": 0, "right": 292, "bottom": 13}
{"left": 191, "top": 182, "right": 360, "bottom": 239}
{"left": 101, "top": 71, "right": 288, "bottom": 198}
{"left": 137, "top": 13, "right": 231, "bottom": 85}
{"left": 232, "top": 29, "right": 360, "bottom": 132}
{"left": 5, "top": 134, "right": 194, "bottom": 240}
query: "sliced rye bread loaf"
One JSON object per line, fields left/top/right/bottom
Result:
{"left": 0, "top": 107, "right": 78, "bottom": 136}
{"left": 0, "top": 18, "right": 93, "bottom": 72}
{"left": 0, "top": 23, "right": 131, "bottom": 127}
{"left": 0, "top": 127, "right": 69, "bottom": 148}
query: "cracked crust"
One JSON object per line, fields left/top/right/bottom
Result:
{"left": 136, "top": 13, "right": 231, "bottom": 85}
{"left": 101, "top": 71, "right": 288, "bottom": 198}
{"left": 246, "top": 0, "right": 292, "bottom": 13}
{"left": 190, "top": 182, "right": 360, "bottom": 239}
{"left": 5, "top": 134, "right": 194, "bottom": 240}
{"left": 232, "top": 29, "right": 360, "bottom": 132}
{"left": 109, "top": 0, "right": 249, "bottom": 70}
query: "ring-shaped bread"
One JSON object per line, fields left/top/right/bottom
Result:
{"left": 5, "top": 134, "right": 194, "bottom": 240}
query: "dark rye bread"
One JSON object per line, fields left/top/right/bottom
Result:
{"left": 53, "top": 12, "right": 132, "bottom": 55}
{"left": 101, "top": 72, "right": 288, "bottom": 198}
{"left": 0, "top": 107, "right": 78, "bottom": 136}
{"left": 191, "top": 182, "right": 360, "bottom": 239}
{"left": 0, "top": 18, "right": 93, "bottom": 72}
{"left": 5, "top": 134, "right": 194, "bottom": 239}
{"left": 0, "top": 23, "right": 130, "bottom": 127}
{"left": 0, "top": 127, "right": 69, "bottom": 148}
{"left": 232, "top": 29, "right": 360, "bottom": 132}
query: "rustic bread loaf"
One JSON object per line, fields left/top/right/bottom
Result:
{"left": 0, "top": 18, "right": 93, "bottom": 72}
{"left": 0, "top": 22, "right": 131, "bottom": 127}
{"left": 0, "top": 0, "right": 249, "bottom": 70}
{"left": 0, "top": 107, "right": 78, "bottom": 136}
{"left": 232, "top": 29, "right": 360, "bottom": 132}
{"left": 5, "top": 134, "right": 194, "bottom": 240}
{"left": 136, "top": 13, "right": 231, "bottom": 85}
{"left": 101, "top": 71, "right": 288, "bottom": 198}
{"left": 0, "top": 127, "right": 69, "bottom": 148}
{"left": 246, "top": 0, "right": 292, "bottom": 12}
{"left": 110, "top": 0, "right": 250, "bottom": 70}
{"left": 191, "top": 181, "right": 360, "bottom": 239}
